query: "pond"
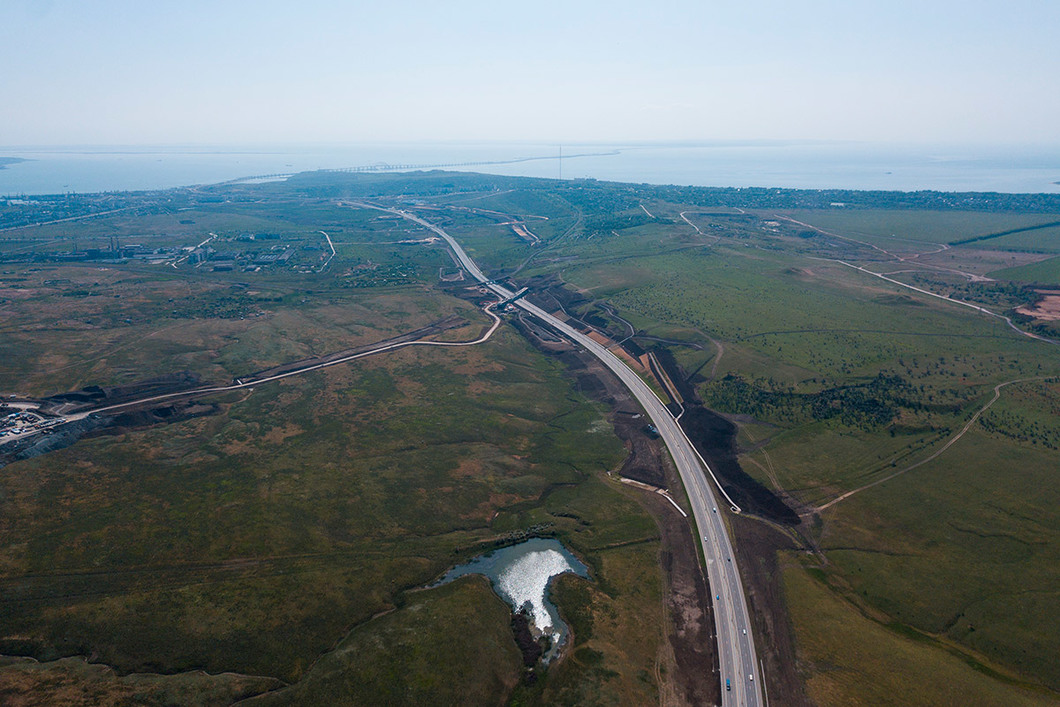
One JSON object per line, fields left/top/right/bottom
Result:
{"left": 435, "top": 538, "right": 590, "bottom": 662}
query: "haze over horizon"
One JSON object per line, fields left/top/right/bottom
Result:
{"left": 2, "top": 0, "right": 1058, "bottom": 148}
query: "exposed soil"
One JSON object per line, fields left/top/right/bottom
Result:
{"left": 651, "top": 343, "right": 811, "bottom": 702}
{"left": 89, "top": 401, "right": 221, "bottom": 438}
{"left": 521, "top": 276, "right": 798, "bottom": 522}
{"left": 1016, "top": 290, "right": 1060, "bottom": 321}
{"left": 679, "top": 406, "right": 800, "bottom": 524}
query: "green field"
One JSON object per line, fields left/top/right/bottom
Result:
{"left": 781, "top": 555, "right": 1057, "bottom": 706}
{"left": 3, "top": 172, "right": 1060, "bottom": 704}
{"left": 771, "top": 208, "right": 1060, "bottom": 249}
{"left": 462, "top": 186, "right": 1060, "bottom": 698}
{"left": 991, "top": 254, "right": 1060, "bottom": 285}
{"left": 0, "top": 187, "right": 673, "bottom": 705}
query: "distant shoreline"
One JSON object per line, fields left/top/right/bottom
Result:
{"left": 2, "top": 144, "right": 1059, "bottom": 196}
{"left": 0, "top": 157, "right": 28, "bottom": 170}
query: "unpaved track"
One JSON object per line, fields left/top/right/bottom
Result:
{"left": 813, "top": 376, "right": 1056, "bottom": 513}
{"left": 2, "top": 307, "right": 503, "bottom": 447}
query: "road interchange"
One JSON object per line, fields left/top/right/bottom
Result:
{"left": 365, "top": 202, "right": 765, "bottom": 707}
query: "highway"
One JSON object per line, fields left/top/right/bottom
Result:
{"left": 367, "top": 202, "right": 764, "bottom": 707}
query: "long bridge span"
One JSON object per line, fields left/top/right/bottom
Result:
{"left": 224, "top": 150, "right": 621, "bottom": 184}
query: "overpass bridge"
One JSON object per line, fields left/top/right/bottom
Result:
{"left": 492, "top": 287, "right": 530, "bottom": 308}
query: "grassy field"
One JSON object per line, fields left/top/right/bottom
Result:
{"left": 990, "top": 254, "right": 1060, "bottom": 285}
{"left": 371, "top": 189, "right": 1060, "bottom": 699}
{"left": 770, "top": 208, "right": 1060, "bottom": 248}
{"left": 0, "top": 314, "right": 649, "bottom": 679}
{"left": 0, "top": 656, "right": 281, "bottom": 707}
{"left": 520, "top": 539, "right": 665, "bottom": 707}
{"left": 0, "top": 189, "right": 676, "bottom": 705}
{"left": 251, "top": 576, "right": 523, "bottom": 706}
{"left": 781, "top": 554, "right": 1057, "bottom": 706}
{"left": 5, "top": 173, "right": 1060, "bottom": 704}
{"left": 0, "top": 200, "right": 468, "bottom": 395}
{"left": 492, "top": 195, "right": 1060, "bottom": 698}
{"left": 0, "top": 266, "right": 466, "bottom": 395}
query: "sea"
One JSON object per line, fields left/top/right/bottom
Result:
{"left": 1, "top": 141, "right": 1059, "bottom": 197}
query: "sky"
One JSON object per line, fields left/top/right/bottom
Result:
{"left": 2, "top": 0, "right": 1058, "bottom": 147}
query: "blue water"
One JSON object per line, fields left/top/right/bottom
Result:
{"left": 1, "top": 142, "right": 1059, "bottom": 196}
{"left": 435, "top": 537, "right": 590, "bottom": 662}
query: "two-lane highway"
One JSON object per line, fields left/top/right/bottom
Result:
{"left": 365, "top": 202, "right": 764, "bottom": 706}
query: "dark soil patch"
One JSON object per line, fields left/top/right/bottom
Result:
{"left": 90, "top": 401, "right": 221, "bottom": 438}
{"left": 679, "top": 405, "right": 800, "bottom": 524}
{"left": 651, "top": 347, "right": 800, "bottom": 525}
{"left": 40, "top": 372, "right": 203, "bottom": 415}
{"left": 511, "top": 609, "right": 544, "bottom": 681}
{"left": 730, "top": 516, "right": 813, "bottom": 706}
{"left": 652, "top": 468, "right": 720, "bottom": 706}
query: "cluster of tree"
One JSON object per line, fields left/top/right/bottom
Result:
{"left": 979, "top": 409, "right": 1060, "bottom": 449}
{"left": 552, "top": 182, "right": 640, "bottom": 215}
{"left": 284, "top": 170, "right": 543, "bottom": 200}
{"left": 167, "top": 293, "right": 264, "bottom": 320}
{"left": 950, "top": 220, "right": 1060, "bottom": 246}
{"left": 510, "top": 608, "right": 546, "bottom": 673}
{"left": 582, "top": 212, "right": 655, "bottom": 235}
{"left": 702, "top": 372, "right": 919, "bottom": 430}
{"left": 327, "top": 171, "right": 1060, "bottom": 215}
{"left": 339, "top": 262, "right": 419, "bottom": 288}
{"left": 927, "top": 278, "right": 1038, "bottom": 309}
{"left": 549, "top": 177, "right": 1060, "bottom": 215}
{"left": 646, "top": 184, "right": 1060, "bottom": 214}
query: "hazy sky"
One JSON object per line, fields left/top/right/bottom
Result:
{"left": 2, "top": 0, "right": 1058, "bottom": 146}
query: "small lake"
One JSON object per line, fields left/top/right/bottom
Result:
{"left": 435, "top": 538, "right": 590, "bottom": 661}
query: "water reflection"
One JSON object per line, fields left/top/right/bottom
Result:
{"left": 436, "top": 538, "right": 590, "bottom": 661}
